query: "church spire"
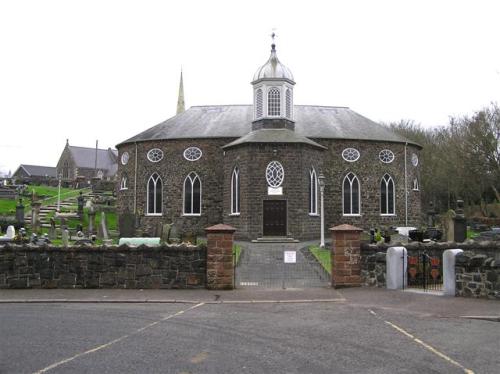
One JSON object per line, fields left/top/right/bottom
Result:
{"left": 176, "top": 69, "right": 185, "bottom": 115}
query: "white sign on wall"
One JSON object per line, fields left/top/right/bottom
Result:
{"left": 268, "top": 187, "right": 283, "bottom": 195}
{"left": 284, "top": 251, "right": 296, "bottom": 263}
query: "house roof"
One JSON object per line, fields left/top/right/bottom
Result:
{"left": 68, "top": 146, "right": 118, "bottom": 176}
{"left": 118, "top": 105, "right": 420, "bottom": 148}
{"left": 14, "top": 164, "right": 57, "bottom": 178}
{"left": 222, "top": 128, "right": 326, "bottom": 149}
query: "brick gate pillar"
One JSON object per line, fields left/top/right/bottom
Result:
{"left": 205, "top": 224, "right": 236, "bottom": 290}
{"left": 330, "top": 224, "right": 363, "bottom": 288}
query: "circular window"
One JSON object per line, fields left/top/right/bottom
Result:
{"left": 411, "top": 153, "right": 419, "bottom": 167}
{"left": 266, "top": 161, "right": 284, "bottom": 187}
{"left": 342, "top": 148, "right": 360, "bottom": 162}
{"left": 183, "top": 147, "right": 202, "bottom": 161}
{"left": 121, "top": 152, "right": 129, "bottom": 165}
{"left": 379, "top": 149, "right": 395, "bottom": 163}
{"left": 147, "top": 148, "right": 163, "bottom": 163}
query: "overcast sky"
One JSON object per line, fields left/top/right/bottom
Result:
{"left": 1, "top": 0, "right": 499, "bottom": 175}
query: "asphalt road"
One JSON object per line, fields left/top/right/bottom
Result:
{"left": 1, "top": 301, "right": 498, "bottom": 374}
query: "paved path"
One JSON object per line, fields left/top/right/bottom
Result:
{"left": 235, "top": 241, "right": 330, "bottom": 289}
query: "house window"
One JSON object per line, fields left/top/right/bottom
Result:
{"left": 381, "top": 174, "right": 395, "bottom": 215}
{"left": 309, "top": 168, "right": 318, "bottom": 214}
{"left": 97, "top": 170, "right": 103, "bottom": 179}
{"left": 256, "top": 88, "right": 263, "bottom": 118}
{"left": 147, "top": 173, "right": 162, "bottom": 215}
{"left": 268, "top": 88, "right": 280, "bottom": 116}
{"left": 413, "top": 178, "right": 419, "bottom": 191}
{"left": 231, "top": 167, "right": 240, "bottom": 214}
{"left": 343, "top": 173, "right": 360, "bottom": 215}
{"left": 120, "top": 176, "right": 128, "bottom": 190}
{"left": 184, "top": 172, "right": 201, "bottom": 215}
{"left": 285, "top": 89, "right": 292, "bottom": 119}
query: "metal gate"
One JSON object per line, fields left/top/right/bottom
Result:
{"left": 235, "top": 243, "right": 330, "bottom": 288}
{"left": 406, "top": 251, "right": 443, "bottom": 291}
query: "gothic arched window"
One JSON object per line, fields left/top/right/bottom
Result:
{"left": 256, "top": 89, "right": 263, "bottom": 118}
{"left": 147, "top": 173, "right": 162, "bottom": 215}
{"left": 231, "top": 167, "right": 240, "bottom": 214}
{"left": 309, "top": 168, "right": 318, "bottom": 214}
{"left": 285, "top": 89, "right": 292, "bottom": 119}
{"left": 343, "top": 173, "right": 360, "bottom": 215}
{"left": 268, "top": 87, "right": 280, "bottom": 116}
{"left": 381, "top": 174, "right": 395, "bottom": 215}
{"left": 120, "top": 175, "right": 128, "bottom": 190}
{"left": 184, "top": 172, "right": 201, "bottom": 215}
{"left": 62, "top": 161, "right": 69, "bottom": 179}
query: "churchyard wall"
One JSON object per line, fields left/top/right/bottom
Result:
{"left": 0, "top": 244, "right": 206, "bottom": 289}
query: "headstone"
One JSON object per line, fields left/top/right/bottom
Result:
{"left": 182, "top": 231, "right": 197, "bottom": 245}
{"left": 77, "top": 191, "right": 85, "bottom": 217}
{"left": 48, "top": 217, "right": 56, "bottom": 240}
{"left": 31, "top": 202, "right": 41, "bottom": 234}
{"left": 15, "top": 198, "right": 24, "bottom": 225}
{"left": 453, "top": 200, "right": 467, "bottom": 243}
{"left": 169, "top": 224, "right": 181, "bottom": 243}
{"left": 161, "top": 223, "right": 172, "bottom": 243}
{"left": 97, "top": 211, "right": 109, "bottom": 240}
{"left": 118, "top": 212, "right": 136, "bottom": 237}
{"left": 88, "top": 211, "right": 96, "bottom": 237}
{"left": 62, "top": 229, "right": 69, "bottom": 247}
{"left": 6, "top": 225, "right": 15, "bottom": 239}
{"left": 427, "top": 201, "right": 436, "bottom": 228}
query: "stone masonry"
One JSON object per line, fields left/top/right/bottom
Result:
{"left": 330, "top": 224, "right": 363, "bottom": 288}
{"left": 455, "top": 251, "right": 500, "bottom": 300}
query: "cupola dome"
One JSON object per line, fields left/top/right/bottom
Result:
{"left": 252, "top": 43, "right": 294, "bottom": 83}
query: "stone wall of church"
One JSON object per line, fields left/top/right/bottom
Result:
{"left": 116, "top": 138, "right": 234, "bottom": 237}
{"left": 313, "top": 138, "right": 422, "bottom": 230}
{"left": 223, "top": 143, "right": 323, "bottom": 240}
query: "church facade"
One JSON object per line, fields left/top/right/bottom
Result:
{"left": 116, "top": 42, "right": 422, "bottom": 240}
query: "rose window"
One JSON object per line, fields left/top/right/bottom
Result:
{"left": 379, "top": 149, "right": 395, "bottom": 163}
{"left": 183, "top": 147, "right": 202, "bottom": 161}
{"left": 147, "top": 148, "right": 163, "bottom": 163}
{"left": 411, "top": 153, "right": 419, "bottom": 167}
{"left": 342, "top": 148, "right": 360, "bottom": 162}
{"left": 266, "top": 161, "right": 284, "bottom": 187}
{"left": 121, "top": 152, "right": 129, "bottom": 165}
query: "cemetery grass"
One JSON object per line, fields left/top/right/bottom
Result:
{"left": 309, "top": 245, "right": 331, "bottom": 274}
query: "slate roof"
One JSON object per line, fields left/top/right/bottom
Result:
{"left": 14, "top": 165, "right": 57, "bottom": 178}
{"left": 68, "top": 146, "right": 118, "bottom": 176}
{"left": 222, "top": 129, "right": 326, "bottom": 149}
{"left": 118, "top": 105, "right": 419, "bottom": 147}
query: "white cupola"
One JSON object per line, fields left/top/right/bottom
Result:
{"left": 252, "top": 40, "right": 295, "bottom": 122}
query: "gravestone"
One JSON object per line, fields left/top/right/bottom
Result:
{"left": 118, "top": 211, "right": 136, "bottom": 237}
{"left": 97, "top": 211, "right": 110, "bottom": 240}
{"left": 182, "top": 231, "right": 197, "bottom": 245}
{"left": 169, "top": 224, "right": 181, "bottom": 243}
{"left": 442, "top": 210, "right": 455, "bottom": 242}
{"left": 88, "top": 211, "right": 96, "bottom": 237}
{"left": 6, "top": 225, "right": 15, "bottom": 239}
{"left": 77, "top": 191, "right": 85, "bottom": 217}
{"left": 62, "top": 229, "right": 69, "bottom": 247}
{"left": 48, "top": 217, "right": 56, "bottom": 240}
{"left": 453, "top": 200, "right": 467, "bottom": 243}
{"left": 161, "top": 223, "right": 172, "bottom": 243}
{"left": 15, "top": 198, "right": 24, "bottom": 225}
{"left": 31, "top": 202, "right": 41, "bottom": 234}
{"left": 427, "top": 201, "right": 436, "bottom": 227}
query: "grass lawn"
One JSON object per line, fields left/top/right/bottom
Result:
{"left": 233, "top": 244, "right": 242, "bottom": 265}
{"left": 309, "top": 245, "right": 331, "bottom": 274}
{"left": 0, "top": 199, "right": 17, "bottom": 214}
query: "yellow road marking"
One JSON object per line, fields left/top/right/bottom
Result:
{"left": 32, "top": 303, "right": 205, "bottom": 374}
{"left": 384, "top": 320, "right": 475, "bottom": 374}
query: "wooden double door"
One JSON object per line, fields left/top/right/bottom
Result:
{"left": 263, "top": 200, "right": 287, "bottom": 236}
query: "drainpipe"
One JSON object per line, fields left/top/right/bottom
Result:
{"left": 134, "top": 142, "right": 138, "bottom": 214}
{"left": 404, "top": 142, "right": 408, "bottom": 226}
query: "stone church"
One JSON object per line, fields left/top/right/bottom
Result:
{"left": 116, "top": 41, "right": 422, "bottom": 240}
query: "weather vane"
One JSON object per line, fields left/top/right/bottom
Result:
{"left": 271, "top": 28, "right": 277, "bottom": 44}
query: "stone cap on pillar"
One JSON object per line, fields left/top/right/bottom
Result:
{"left": 329, "top": 224, "right": 363, "bottom": 232}
{"left": 205, "top": 224, "right": 236, "bottom": 234}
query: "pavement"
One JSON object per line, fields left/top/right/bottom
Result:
{"left": 1, "top": 287, "right": 498, "bottom": 319}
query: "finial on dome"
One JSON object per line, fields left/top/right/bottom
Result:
{"left": 271, "top": 30, "right": 276, "bottom": 51}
